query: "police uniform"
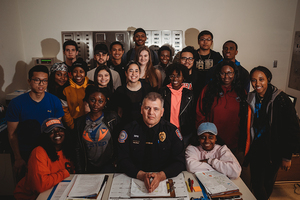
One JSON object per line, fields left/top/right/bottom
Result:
{"left": 118, "top": 118, "right": 185, "bottom": 178}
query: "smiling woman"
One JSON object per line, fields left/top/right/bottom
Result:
{"left": 61, "top": 58, "right": 93, "bottom": 129}
{"left": 195, "top": 60, "right": 248, "bottom": 151}
{"left": 159, "top": 63, "right": 195, "bottom": 147}
{"left": 14, "top": 118, "right": 74, "bottom": 200}
{"left": 245, "top": 66, "right": 300, "bottom": 200}
{"left": 73, "top": 85, "right": 120, "bottom": 173}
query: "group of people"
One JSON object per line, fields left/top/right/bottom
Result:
{"left": 6, "top": 28, "right": 300, "bottom": 200}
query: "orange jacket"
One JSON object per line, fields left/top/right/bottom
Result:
{"left": 14, "top": 146, "right": 72, "bottom": 200}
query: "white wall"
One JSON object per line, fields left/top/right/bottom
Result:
{"left": 0, "top": 0, "right": 27, "bottom": 104}
{"left": 286, "top": 0, "right": 300, "bottom": 115}
{"left": 1, "top": 0, "right": 299, "bottom": 112}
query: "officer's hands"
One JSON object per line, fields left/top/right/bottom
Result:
{"left": 147, "top": 171, "right": 166, "bottom": 193}
{"left": 136, "top": 171, "right": 166, "bottom": 193}
{"left": 14, "top": 158, "right": 26, "bottom": 175}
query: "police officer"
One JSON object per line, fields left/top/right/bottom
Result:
{"left": 118, "top": 92, "right": 185, "bottom": 193}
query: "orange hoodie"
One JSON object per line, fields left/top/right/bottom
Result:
{"left": 14, "top": 146, "right": 72, "bottom": 200}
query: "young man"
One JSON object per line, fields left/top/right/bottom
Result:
{"left": 6, "top": 65, "right": 64, "bottom": 179}
{"left": 206, "top": 40, "right": 250, "bottom": 92}
{"left": 177, "top": 46, "right": 202, "bottom": 100}
{"left": 87, "top": 43, "right": 121, "bottom": 90}
{"left": 154, "top": 45, "right": 172, "bottom": 84}
{"left": 118, "top": 92, "right": 185, "bottom": 193}
{"left": 194, "top": 31, "right": 222, "bottom": 90}
{"left": 122, "top": 28, "right": 159, "bottom": 65}
{"left": 185, "top": 122, "right": 241, "bottom": 179}
{"left": 63, "top": 40, "right": 78, "bottom": 69}
{"left": 107, "top": 41, "right": 126, "bottom": 85}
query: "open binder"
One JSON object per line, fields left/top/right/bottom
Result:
{"left": 195, "top": 171, "right": 242, "bottom": 199}
{"left": 130, "top": 178, "right": 175, "bottom": 198}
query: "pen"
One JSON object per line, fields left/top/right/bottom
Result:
{"left": 185, "top": 181, "right": 191, "bottom": 192}
{"left": 99, "top": 175, "right": 109, "bottom": 193}
{"left": 190, "top": 180, "right": 194, "bottom": 192}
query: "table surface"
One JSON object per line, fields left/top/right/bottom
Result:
{"left": 37, "top": 171, "right": 256, "bottom": 200}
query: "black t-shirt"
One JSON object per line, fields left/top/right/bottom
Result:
{"left": 107, "top": 60, "right": 126, "bottom": 85}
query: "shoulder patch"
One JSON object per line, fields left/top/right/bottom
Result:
{"left": 118, "top": 130, "right": 128, "bottom": 143}
{"left": 175, "top": 129, "right": 183, "bottom": 141}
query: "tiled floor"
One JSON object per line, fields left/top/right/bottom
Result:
{"left": 270, "top": 182, "right": 300, "bottom": 200}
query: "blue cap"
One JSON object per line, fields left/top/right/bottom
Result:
{"left": 197, "top": 122, "right": 218, "bottom": 136}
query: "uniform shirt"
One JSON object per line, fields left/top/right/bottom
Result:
{"left": 118, "top": 118, "right": 185, "bottom": 178}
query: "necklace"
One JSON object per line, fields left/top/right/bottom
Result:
{"left": 199, "top": 51, "right": 211, "bottom": 60}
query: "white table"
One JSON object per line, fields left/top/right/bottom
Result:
{"left": 38, "top": 172, "right": 256, "bottom": 200}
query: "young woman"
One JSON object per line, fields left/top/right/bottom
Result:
{"left": 114, "top": 61, "right": 152, "bottom": 125}
{"left": 74, "top": 85, "right": 119, "bottom": 173}
{"left": 159, "top": 63, "right": 195, "bottom": 146}
{"left": 186, "top": 122, "right": 241, "bottom": 179}
{"left": 84, "top": 64, "right": 114, "bottom": 113}
{"left": 244, "top": 66, "right": 300, "bottom": 200}
{"left": 136, "top": 46, "right": 161, "bottom": 90}
{"left": 94, "top": 64, "right": 114, "bottom": 93}
{"left": 195, "top": 60, "right": 248, "bottom": 151}
{"left": 47, "top": 62, "right": 69, "bottom": 98}
{"left": 14, "top": 118, "right": 74, "bottom": 200}
{"left": 62, "top": 58, "right": 93, "bottom": 129}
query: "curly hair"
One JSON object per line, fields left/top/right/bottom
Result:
{"left": 165, "top": 63, "right": 189, "bottom": 81}
{"left": 201, "top": 60, "right": 247, "bottom": 118}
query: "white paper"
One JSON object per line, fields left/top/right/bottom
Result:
{"left": 108, "top": 173, "right": 189, "bottom": 200}
{"left": 49, "top": 181, "right": 70, "bottom": 200}
{"left": 59, "top": 175, "right": 77, "bottom": 200}
{"left": 67, "top": 174, "right": 105, "bottom": 198}
{"left": 130, "top": 179, "right": 169, "bottom": 197}
{"left": 195, "top": 170, "right": 239, "bottom": 195}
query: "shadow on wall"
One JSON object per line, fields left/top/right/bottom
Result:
{"left": 185, "top": 28, "right": 200, "bottom": 49}
{"left": 0, "top": 66, "right": 5, "bottom": 104}
{"left": 26, "top": 38, "right": 63, "bottom": 87}
{"left": 5, "top": 61, "right": 28, "bottom": 95}
{"left": 41, "top": 38, "right": 61, "bottom": 59}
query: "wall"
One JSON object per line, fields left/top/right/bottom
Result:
{"left": 286, "top": 0, "right": 300, "bottom": 114}
{"left": 0, "top": 0, "right": 27, "bottom": 104}
{"left": 0, "top": 0, "right": 299, "bottom": 112}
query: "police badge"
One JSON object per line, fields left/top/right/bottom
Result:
{"left": 159, "top": 132, "right": 166, "bottom": 142}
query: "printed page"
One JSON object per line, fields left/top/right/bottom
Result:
{"left": 195, "top": 171, "right": 239, "bottom": 195}
{"left": 49, "top": 181, "right": 70, "bottom": 200}
{"left": 130, "top": 179, "right": 169, "bottom": 197}
{"left": 67, "top": 174, "right": 104, "bottom": 198}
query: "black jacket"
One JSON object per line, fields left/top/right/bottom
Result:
{"left": 117, "top": 118, "right": 185, "bottom": 178}
{"left": 246, "top": 85, "right": 300, "bottom": 164}
{"left": 159, "top": 86, "right": 196, "bottom": 138}
{"left": 74, "top": 111, "right": 120, "bottom": 173}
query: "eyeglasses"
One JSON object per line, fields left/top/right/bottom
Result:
{"left": 31, "top": 78, "right": 48, "bottom": 85}
{"left": 50, "top": 128, "right": 64, "bottom": 135}
{"left": 219, "top": 72, "right": 234, "bottom": 77}
{"left": 199, "top": 38, "right": 212, "bottom": 42}
{"left": 180, "top": 57, "right": 194, "bottom": 63}
{"left": 169, "top": 74, "right": 182, "bottom": 79}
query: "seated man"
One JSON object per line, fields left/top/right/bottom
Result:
{"left": 118, "top": 92, "right": 185, "bottom": 192}
{"left": 185, "top": 122, "right": 241, "bottom": 179}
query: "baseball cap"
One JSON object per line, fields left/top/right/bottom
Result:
{"left": 197, "top": 122, "right": 218, "bottom": 136}
{"left": 94, "top": 43, "right": 108, "bottom": 55}
{"left": 41, "top": 118, "right": 66, "bottom": 133}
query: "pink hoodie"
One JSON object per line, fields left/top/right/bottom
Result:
{"left": 185, "top": 144, "right": 241, "bottom": 179}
